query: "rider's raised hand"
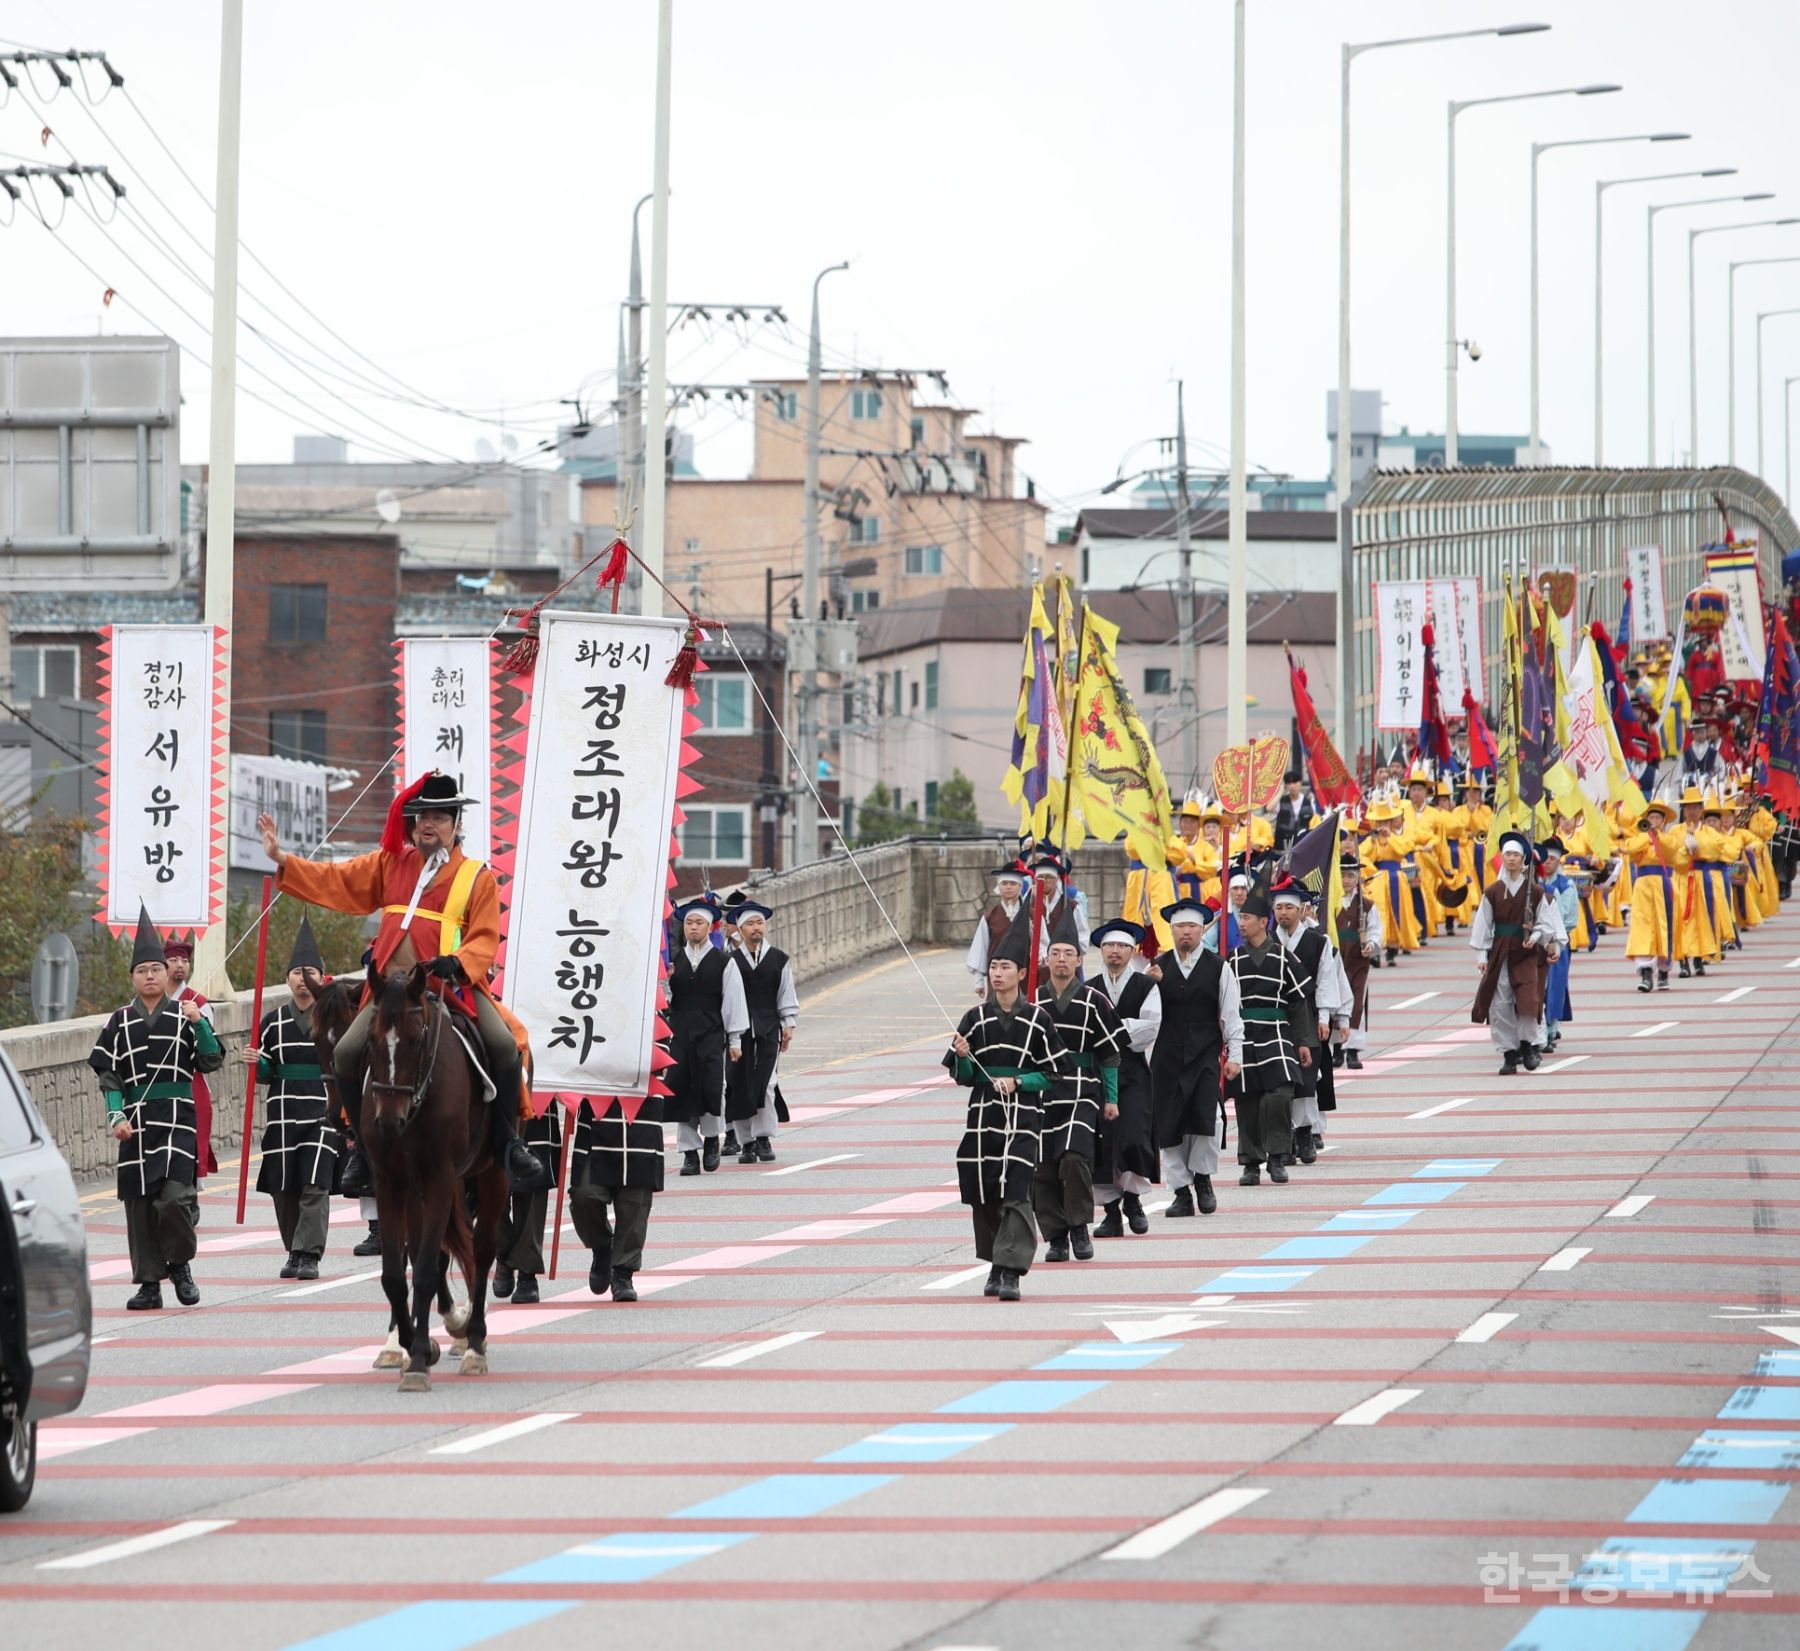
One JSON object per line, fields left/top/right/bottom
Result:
{"left": 256, "top": 812, "right": 285, "bottom": 867}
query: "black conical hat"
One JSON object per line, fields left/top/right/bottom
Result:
{"left": 288, "top": 914, "right": 325, "bottom": 975}
{"left": 131, "top": 903, "right": 167, "bottom": 970}
{"left": 993, "top": 904, "right": 1033, "bottom": 968}
{"left": 1044, "top": 892, "right": 1080, "bottom": 952}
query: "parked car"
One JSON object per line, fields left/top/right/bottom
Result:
{"left": 0, "top": 1043, "right": 92, "bottom": 1511}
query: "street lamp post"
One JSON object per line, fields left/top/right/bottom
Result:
{"left": 1595, "top": 167, "right": 1737, "bottom": 463}
{"left": 1529, "top": 132, "right": 1688, "bottom": 465}
{"left": 1449, "top": 82, "right": 1620, "bottom": 466}
{"left": 1648, "top": 193, "right": 1772, "bottom": 464}
{"left": 1688, "top": 219, "right": 1800, "bottom": 463}
{"left": 1336, "top": 18, "right": 1550, "bottom": 749}
{"left": 1756, "top": 307, "right": 1800, "bottom": 479}
{"left": 1728, "top": 256, "right": 1800, "bottom": 465}
{"left": 1787, "top": 374, "right": 1800, "bottom": 504}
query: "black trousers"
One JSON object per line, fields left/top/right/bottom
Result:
{"left": 497, "top": 1186, "right": 549, "bottom": 1274}
{"left": 970, "top": 1199, "right": 1036, "bottom": 1273}
{"left": 1234, "top": 1085, "right": 1294, "bottom": 1166}
{"left": 124, "top": 1180, "right": 198, "bottom": 1284}
{"left": 1030, "top": 1151, "right": 1095, "bottom": 1238}
{"left": 570, "top": 1170, "right": 653, "bottom": 1274}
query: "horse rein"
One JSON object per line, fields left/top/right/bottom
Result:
{"left": 367, "top": 994, "right": 446, "bottom": 1129}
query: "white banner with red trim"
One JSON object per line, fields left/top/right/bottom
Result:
{"left": 1624, "top": 544, "right": 1669, "bottom": 642}
{"left": 395, "top": 638, "right": 496, "bottom": 865}
{"left": 495, "top": 610, "right": 698, "bottom": 1109}
{"left": 97, "top": 623, "right": 226, "bottom": 935}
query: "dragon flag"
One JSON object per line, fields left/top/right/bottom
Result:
{"left": 1487, "top": 574, "right": 1533, "bottom": 857}
{"left": 1758, "top": 606, "right": 1800, "bottom": 814}
{"left": 1065, "top": 600, "right": 1174, "bottom": 865}
{"left": 1286, "top": 646, "right": 1361, "bottom": 808}
{"left": 1001, "top": 582, "right": 1067, "bottom": 839}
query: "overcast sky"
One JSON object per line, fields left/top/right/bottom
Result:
{"left": 7, "top": 0, "right": 1800, "bottom": 522}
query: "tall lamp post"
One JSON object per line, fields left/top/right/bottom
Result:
{"left": 1648, "top": 193, "right": 1772, "bottom": 463}
{"left": 1336, "top": 17, "right": 1550, "bottom": 750}
{"left": 1595, "top": 167, "right": 1736, "bottom": 462}
{"left": 1756, "top": 307, "right": 1800, "bottom": 479}
{"left": 1448, "top": 82, "right": 1621, "bottom": 466}
{"left": 1728, "top": 256, "right": 1800, "bottom": 464}
{"left": 1786, "top": 374, "right": 1800, "bottom": 504}
{"left": 1529, "top": 131, "right": 1689, "bottom": 465}
{"left": 1687, "top": 218, "right": 1800, "bottom": 463}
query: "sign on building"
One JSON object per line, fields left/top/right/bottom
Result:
{"left": 396, "top": 638, "right": 494, "bottom": 864}
{"left": 97, "top": 623, "right": 223, "bottom": 934}
{"left": 0, "top": 336, "right": 182, "bottom": 590}
{"left": 230, "top": 754, "right": 329, "bottom": 872}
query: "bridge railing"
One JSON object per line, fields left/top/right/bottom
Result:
{"left": 1342, "top": 464, "right": 1800, "bottom": 760}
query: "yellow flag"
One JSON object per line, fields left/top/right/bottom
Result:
{"left": 1068, "top": 600, "right": 1174, "bottom": 864}
{"left": 1000, "top": 583, "right": 1062, "bottom": 839}
{"left": 1487, "top": 576, "right": 1529, "bottom": 857}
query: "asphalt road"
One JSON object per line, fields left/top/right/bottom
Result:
{"left": 4, "top": 926, "right": 1799, "bottom": 1651}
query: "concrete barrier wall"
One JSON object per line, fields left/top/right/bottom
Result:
{"left": 3, "top": 988, "right": 289, "bottom": 1184}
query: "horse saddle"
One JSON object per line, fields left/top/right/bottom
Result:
{"left": 422, "top": 982, "right": 496, "bottom": 1104}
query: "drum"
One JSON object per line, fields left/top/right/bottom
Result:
{"left": 1730, "top": 862, "right": 1749, "bottom": 888}
{"left": 1566, "top": 867, "right": 1594, "bottom": 896}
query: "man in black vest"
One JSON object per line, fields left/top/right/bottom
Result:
{"left": 1273, "top": 773, "right": 1316, "bottom": 854}
{"left": 667, "top": 898, "right": 747, "bottom": 1175}
{"left": 1089, "top": 918, "right": 1161, "bottom": 1238}
{"left": 1149, "top": 896, "right": 1244, "bottom": 1218}
{"left": 965, "top": 864, "right": 1026, "bottom": 1000}
{"left": 725, "top": 900, "right": 799, "bottom": 1163}
{"left": 1271, "top": 879, "right": 1349, "bottom": 1166}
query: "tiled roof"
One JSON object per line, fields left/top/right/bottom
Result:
{"left": 10, "top": 590, "right": 201, "bottom": 632}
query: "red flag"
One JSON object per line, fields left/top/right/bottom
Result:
{"left": 1286, "top": 648, "right": 1362, "bottom": 808}
{"left": 1417, "top": 621, "right": 1454, "bottom": 766}
{"left": 1463, "top": 689, "right": 1499, "bottom": 772}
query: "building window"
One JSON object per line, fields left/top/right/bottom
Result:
{"left": 12, "top": 644, "right": 78, "bottom": 700}
{"left": 854, "top": 515, "right": 881, "bottom": 544}
{"left": 678, "top": 804, "right": 749, "bottom": 864}
{"left": 772, "top": 390, "right": 797, "bottom": 420}
{"left": 683, "top": 537, "right": 701, "bottom": 554}
{"left": 269, "top": 583, "right": 327, "bottom": 643}
{"left": 852, "top": 388, "right": 883, "bottom": 420}
{"left": 924, "top": 660, "right": 939, "bottom": 710}
{"left": 892, "top": 669, "right": 902, "bottom": 710}
{"left": 910, "top": 679, "right": 920, "bottom": 710}
{"left": 850, "top": 589, "right": 881, "bottom": 614}
{"left": 1144, "top": 666, "right": 1173, "bottom": 695}
{"left": 924, "top": 779, "right": 939, "bottom": 820}
{"left": 693, "top": 674, "right": 751, "bottom": 734}
{"left": 269, "top": 709, "right": 327, "bottom": 764}
{"left": 909, "top": 416, "right": 925, "bottom": 448}
{"left": 904, "top": 544, "right": 944, "bottom": 576}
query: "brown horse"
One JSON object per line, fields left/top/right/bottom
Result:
{"left": 309, "top": 978, "right": 472, "bottom": 1369}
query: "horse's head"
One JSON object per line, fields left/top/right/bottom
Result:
{"left": 368, "top": 962, "right": 440, "bottom": 1141}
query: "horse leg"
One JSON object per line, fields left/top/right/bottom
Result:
{"left": 400, "top": 1193, "right": 449, "bottom": 1393}
{"left": 460, "top": 1165, "right": 507, "bottom": 1375}
{"left": 441, "top": 1251, "right": 471, "bottom": 1342}
{"left": 374, "top": 1204, "right": 409, "bottom": 1371}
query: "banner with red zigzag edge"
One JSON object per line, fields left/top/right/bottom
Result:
{"left": 498, "top": 636, "right": 700, "bottom": 1123}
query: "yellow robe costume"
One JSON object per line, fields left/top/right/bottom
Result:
{"left": 1680, "top": 823, "right": 1736, "bottom": 961}
{"left": 1624, "top": 823, "right": 1690, "bottom": 963}
{"left": 1362, "top": 827, "right": 1421, "bottom": 953}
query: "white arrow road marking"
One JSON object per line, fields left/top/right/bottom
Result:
{"left": 39, "top": 1520, "right": 234, "bottom": 1570}
{"left": 1101, "top": 1487, "right": 1270, "bottom": 1560}
{"left": 1764, "top": 1328, "right": 1800, "bottom": 1347}
{"left": 1104, "top": 1315, "right": 1227, "bottom": 1345}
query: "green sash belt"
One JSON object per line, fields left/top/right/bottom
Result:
{"left": 1241, "top": 1005, "right": 1288, "bottom": 1023}
{"left": 1065, "top": 1051, "right": 1095, "bottom": 1069}
{"left": 272, "top": 1062, "right": 324, "bottom": 1080}
{"left": 1492, "top": 922, "right": 1524, "bottom": 937}
{"left": 118, "top": 1079, "right": 193, "bottom": 1104}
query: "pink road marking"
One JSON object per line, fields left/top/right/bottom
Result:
{"left": 1437, "top": 1026, "right": 1496, "bottom": 1044}
{"left": 36, "top": 1427, "right": 154, "bottom": 1460}
{"left": 101, "top": 1382, "right": 319, "bottom": 1419}
{"left": 654, "top": 1245, "right": 803, "bottom": 1271}
{"left": 856, "top": 1192, "right": 964, "bottom": 1215}
{"left": 89, "top": 1214, "right": 373, "bottom": 1282}
{"left": 764, "top": 1219, "right": 894, "bottom": 1242}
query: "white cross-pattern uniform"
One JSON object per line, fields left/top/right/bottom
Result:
{"left": 1276, "top": 916, "right": 1353, "bottom": 1144}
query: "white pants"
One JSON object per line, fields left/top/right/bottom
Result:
{"left": 676, "top": 1114, "right": 723, "bottom": 1150}
{"left": 1161, "top": 1119, "right": 1225, "bottom": 1187}
{"left": 1093, "top": 1170, "right": 1155, "bottom": 1202}
{"left": 1486, "top": 968, "right": 1545, "bottom": 1053}
{"left": 744, "top": 1096, "right": 781, "bottom": 1142}
{"left": 1289, "top": 1089, "right": 1322, "bottom": 1131}
{"left": 359, "top": 1196, "right": 379, "bottom": 1222}
{"left": 1342, "top": 1024, "right": 1369, "bottom": 1051}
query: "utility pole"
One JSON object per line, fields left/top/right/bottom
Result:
{"left": 1173, "top": 381, "right": 1198, "bottom": 787}
{"left": 762, "top": 568, "right": 779, "bottom": 870}
{"left": 622, "top": 192, "right": 651, "bottom": 559}
{"left": 640, "top": 0, "right": 674, "bottom": 618}
{"left": 1226, "top": 0, "right": 1249, "bottom": 749}
{"left": 796, "top": 261, "right": 848, "bottom": 867}
{"left": 194, "top": 0, "right": 243, "bottom": 998}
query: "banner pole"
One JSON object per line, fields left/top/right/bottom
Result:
{"left": 235, "top": 874, "right": 273, "bottom": 1224}
{"left": 548, "top": 1103, "right": 575, "bottom": 1280}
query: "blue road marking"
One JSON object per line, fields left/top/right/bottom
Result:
{"left": 1752, "top": 1350, "right": 1800, "bottom": 1377}
{"left": 1196, "top": 1266, "right": 1319, "bottom": 1293}
{"left": 672, "top": 1474, "right": 896, "bottom": 1520}
{"left": 1718, "top": 1385, "right": 1800, "bottom": 1421}
{"left": 1259, "top": 1235, "right": 1372, "bottom": 1261}
{"left": 1500, "top": 1606, "right": 1705, "bottom": 1651}
{"left": 498, "top": 1531, "right": 755, "bottom": 1584}
{"left": 1575, "top": 1537, "right": 1754, "bottom": 1597}
{"left": 283, "top": 1602, "right": 578, "bottom": 1650}
{"left": 1679, "top": 1431, "right": 1800, "bottom": 1471}
{"left": 1316, "top": 1209, "right": 1417, "bottom": 1233}
{"left": 1364, "top": 1181, "right": 1465, "bottom": 1205}
{"left": 1036, "top": 1343, "right": 1180, "bottom": 1371}
{"left": 816, "top": 1422, "right": 1015, "bottom": 1463}
{"left": 937, "top": 1379, "right": 1106, "bottom": 1414}
{"left": 1626, "top": 1478, "right": 1793, "bottom": 1525}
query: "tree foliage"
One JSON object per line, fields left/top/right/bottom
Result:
{"left": 934, "top": 769, "right": 980, "bottom": 831}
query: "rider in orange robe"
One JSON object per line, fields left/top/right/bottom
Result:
{"left": 256, "top": 770, "right": 548, "bottom": 1191}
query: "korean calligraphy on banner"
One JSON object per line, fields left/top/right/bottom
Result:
{"left": 98, "top": 624, "right": 224, "bottom": 934}
{"left": 397, "top": 638, "right": 494, "bottom": 863}
{"left": 1624, "top": 544, "right": 1669, "bottom": 641}
{"left": 503, "top": 612, "right": 691, "bottom": 1099}
{"left": 1374, "top": 579, "right": 1484, "bottom": 729}
{"left": 1705, "top": 544, "right": 1767, "bottom": 684}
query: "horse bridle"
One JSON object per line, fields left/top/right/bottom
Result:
{"left": 367, "top": 993, "right": 446, "bottom": 1129}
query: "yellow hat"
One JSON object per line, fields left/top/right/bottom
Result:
{"left": 1366, "top": 799, "right": 1402, "bottom": 825}
{"left": 1435, "top": 777, "right": 1453, "bottom": 797}
{"left": 1680, "top": 784, "right": 1704, "bottom": 807}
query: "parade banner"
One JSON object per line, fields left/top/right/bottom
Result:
{"left": 1532, "top": 564, "right": 1579, "bottom": 658}
{"left": 97, "top": 623, "right": 225, "bottom": 935}
{"left": 396, "top": 637, "right": 496, "bottom": 864}
{"left": 1375, "top": 579, "right": 1482, "bottom": 728}
{"left": 1624, "top": 544, "right": 1669, "bottom": 641}
{"left": 1705, "top": 544, "right": 1766, "bottom": 684}
{"left": 498, "top": 611, "right": 694, "bottom": 1103}
{"left": 230, "top": 755, "right": 329, "bottom": 872}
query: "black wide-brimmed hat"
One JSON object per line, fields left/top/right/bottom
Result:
{"left": 403, "top": 770, "right": 481, "bottom": 814}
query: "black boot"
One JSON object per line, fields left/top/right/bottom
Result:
{"left": 588, "top": 1258, "right": 612, "bottom": 1296}
{"left": 1679, "top": 959, "right": 1692, "bottom": 978}
{"left": 511, "top": 1272, "right": 540, "bottom": 1305}
{"left": 1520, "top": 1042, "right": 1541, "bottom": 1072}
{"left": 493, "top": 1261, "right": 516, "bottom": 1299}
{"left": 997, "top": 1269, "right": 1021, "bottom": 1302}
{"left": 1165, "top": 1186, "right": 1196, "bottom": 1219}
{"left": 738, "top": 1139, "right": 759, "bottom": 1165}
{"left": 1239, "top": 1164, "right": 1261, "bottom": 1187}
{"left": 702, "top": 1136, "right": 721, "bottom": 1173}
{"left": 1637, "top": 966, "right": 1654, "bottom": 993}
{"left": 168, "top": 1263, "right": 199, "bottom": 1306}
{"left": 337, "top": 1145, "right": 371, "bottom": 1199}
{"left": 1195, "top": 1176, "right": 1218, "bottom": 1215}
{"left": 755, "top": 1137, "right": 775, "bottom": 1162}
{"left": 1345, "top": 1048, "right": 1363, "bottom": 1070}
{"left": 126, "top": 1281, "right": 163, "bottom": 1311}
{"left": 1694, "top": 958, "right": 1708, "bottom": 976}
{"left": 280, "top": 1251, "right": 301, "bottom": 1280}
{"left": 983, "top": 1264, "right": 1002, "bottom": 1297}
{"left": 1122, "top": 1192, "right": 1149, "bottom": 1234}
{"left": 1268, "top": 1156, "right": 1289, "bottom": 1184}
{"left": 1044, "top": 1233, "right": 1071, "bottom": 1263}
{"left": 680, "top": 1149, "right": 701, "bottom": 1176}
{"left": 1094, "top": 1200, "right": 1125, "bottom": 1238}
{"left": 1070, "top": 1225, "right": 1095, "bottom": 1261}
{"left": 609, "top": 1270, "right": 638, "bottom": 1302}
{"left": 1499, "top": 1050, "right": 1520, "bottom": 1075}
{"left": 1331, "top": 1043, "right": 1345, "bottom": 1068}
{"left": 723, "top": 1129, "right": 739, "bottom": 1154}
{"left": 1657, "top": 969, "right": 1671, "bottom": 991}
{"left": 294, "top": 1253, "right": 320, "bottom": 1282}
{"left": 354, "top": 1220, "right": 382, "bottom": 1257}
{"left": 1295, "top": 1127, "right": 1317, "bottom": 1165}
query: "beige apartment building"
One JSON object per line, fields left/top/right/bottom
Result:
{"left": 579, "top": 372, "right": 1048, "bottom": 618}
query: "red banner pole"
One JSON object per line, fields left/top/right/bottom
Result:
{"left": 235, "top": 875, "right": 274, "bottom": 1225}
{"left": 547, "top": 1102, "right": 575, "bottom": 1280}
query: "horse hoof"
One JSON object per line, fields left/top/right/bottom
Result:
{"left": 424, "top": 1337, "right": 442, "bottom": 1366}
{"left": 459, "top": 1350, "right": 488, "bottom": 1376}
{"left": 373, "top": 1349, "right": 406, "bottom": 1370}
{"left": 443, "top": 1303, "right": 471, "bottom": 1336}
{"left": 398, "top": 1370, "right": 431, "bottom": 1393}
{"left": 449, "top": 1337, "right": 469, "bottom": 1357}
